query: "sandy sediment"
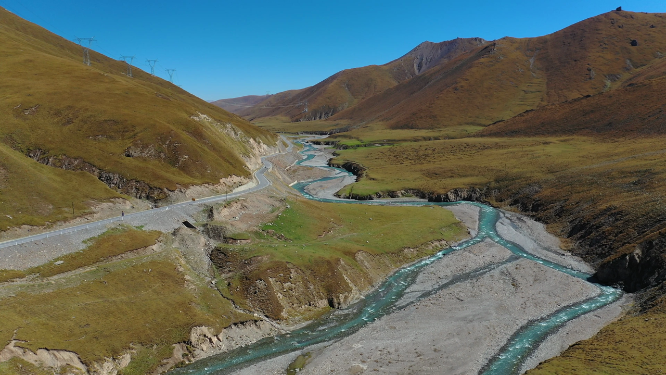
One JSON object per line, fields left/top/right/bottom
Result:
{"left": 446, "top": 203, "right": 480, "bottom": 238}
{"left": 303, "top": 173, "right": 357, "bottom": 201}
{"left": 231, "top": 206, "right": 626, "bottom": 375}
{"left": 297, "top": 144, "right": 357, "bottom": 201}
{"left": 496, "top": 211, "right": 594, "bottom": 274}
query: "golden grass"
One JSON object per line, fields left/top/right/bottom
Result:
{"left": 527, "top": 298, "right": 666, "bottom": 375}
{"left": 0, "top": 358, "right": 53, "bottom": 375}
{"left": 33, "top": 226, "right": 161, "bottom": 277}
{"left": 0, "top": 269, "right": 28, "bottom": 283}
{"left": 0, "top": 224, "right": 254, "bottom": 368}
{"left": 331, "top": 124, "right": 486, "bottom": 144}
{"left": 120, "top": 344, "right": 175, "bottom": 375}
{"left": 330, "top": 136, "right": 666, "bottom": 198}
{"left": 0, "top": 143, "right": 122, "bottom": 231}
{"left": 0, "top": 254, "right": 252, "bottom": 365}
{"left": 252, "top": 116, "right": 352, "bottom": 134}
{"left": 0, "top": 7, "right": 276, "bottom": 230}
{"left": 242, "top": 198, "right": 465, "bottom": 267}
{"left": 0, "top": 226, "right": 161, "bottom": 280}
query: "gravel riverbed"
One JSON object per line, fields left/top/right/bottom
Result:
{"left": 232, "top": 203, "right": 628, "bottom": 375}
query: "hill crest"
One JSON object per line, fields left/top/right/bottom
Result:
{"left": 0, "top": 6, "right": 277, "bottom": 230}
{"left": 214, "top": 37, "right": 487, "bottom": 122}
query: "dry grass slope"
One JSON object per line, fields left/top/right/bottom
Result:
{"left": 0, "top": 143, "right": 121, "bottom": 231}
{"left": 330, "top": 11, "right": 666, "bottom": 131}
{"left": 213, "top": 198, "right": 466, "bottom": 320}
{"left": 233, "top": 38, "right": 486, "bottom": 124}
{"left": 527, "top": 295, "right": 666, "bottom": 375}
{"left": 0, "top": 7, "right": 276, "bottom": 230}
{"left": 0, "top": 226, "right": 253, "bottom": 369}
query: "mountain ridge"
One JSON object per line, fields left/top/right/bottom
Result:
{"left": 215, "top": 37, "right": 487, "bottom": 121}
{"left": 220, "top": 10, "right": 666, "bottom": 132}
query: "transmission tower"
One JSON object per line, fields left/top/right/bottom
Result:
{"left": 146, "top": 59, "right": 158, "bottom": 75}
{"left": 120, "top": 56, "right": 135, "bottom": 77}
{"left": 74, "top": 37, "right": 96, "bottom": 66}
{"left": 165, "top": 69, "right": 176, "bottom": 83}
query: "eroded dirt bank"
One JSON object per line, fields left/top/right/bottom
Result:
{"left": 330, "top": 158, "right": 666, "bottom": 298}
{"left": 231, "top": 206, "right": 628, "bottom": 375}
{"left": 0, "top": 141, "right": 472, "bottom": 375}
{"left": 218, "top": 140, "right": 628, "bottom": 375}
{"left": 0, "top": 138, "right": 630, "bottom": 375}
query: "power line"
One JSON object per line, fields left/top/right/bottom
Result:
{"left": 74, "top": 37, "right": 96, "bottom": 66}
{"left": 146, "top": 59, "right": 158, "bottom": 75}
{"left": 120, "top": 55, "right": 135, "bottom": 77}
{"left": 165, "top": 69, "right": 176, "bottom": 83}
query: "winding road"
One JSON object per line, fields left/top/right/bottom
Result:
{"left": 0, "top": 136, "right": 293, "bottom": 269}
{"left": 0, "top": 136, "right": 624, "bottom": 375}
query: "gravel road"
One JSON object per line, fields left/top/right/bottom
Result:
{"left": 0, "top": 137, "right": 294, "bottom": 270}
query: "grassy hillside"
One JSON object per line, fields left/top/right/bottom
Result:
{"left": 225, "top": 38, "right": 486, "bottom": 123}
{"left": 0, "top": 144, "right": 122, "bottom": 231}
{"left": 213, "top": 198, "right": 466, "bottom": 320}
{"left": 0, "top": 7, "right": 276, "bottom": 230}
{"left": 330, "top": 10, "right": 666, "bottom": 131}
{"left": 0, "top": 196, "right": 466, "bottom": 373}
{"left": 211, "top": 94, "right": 271, "bottom": 114}
{"left": 479, "top": 62, "right": 666, "bottom": 137}
{"left": 0, "top": 225, "right": 254, "bottom": 371}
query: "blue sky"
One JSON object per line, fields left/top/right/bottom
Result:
{"left": 3, "top": 1, "right": 665, "bottom": 101}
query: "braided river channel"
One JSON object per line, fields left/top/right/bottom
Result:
{"left": 170, "top": 140, "right": 622, "bottom": 375}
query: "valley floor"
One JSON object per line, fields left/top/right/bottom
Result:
{"left": 219, "top": 140, "right": 630, "bottom": 375}
{"left": 231, "top": 205, "right": 628, "bottom": 375}
{"left": 0, "top": 138, "right": 635, "bottom": 375}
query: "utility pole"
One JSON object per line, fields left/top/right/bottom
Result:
{"left": 120, "top": 55, "right": 135, "bottom": 77}
{"left": 146, "top": 59, "right": 158, "bottom": 75}
{"left": 165, "top": 69, "right": 176, "bottom": 83}
{"left": 74, "top": 37, "right": 96, "bottom": 66}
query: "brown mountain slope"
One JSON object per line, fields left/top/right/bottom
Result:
{"left": 479, "top": 57, "right": 666, "bottom": 137}
{"left": 330, "top": 10, "right": 666, "bottom": 129}
{"left": 231, "top": 38, "right": 486, "bottom": 122}
{"left": 0, "top": 7, "right": 276, "bottom": 230}
{"left": 211, "top": 95, "right": 271, "bottom": 114}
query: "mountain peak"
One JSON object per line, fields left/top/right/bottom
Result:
{"left": 391, "top": 37, "right": 488, "bottom": 75}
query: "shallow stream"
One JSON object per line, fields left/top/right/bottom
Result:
{"left": 170, "top": 140, "right": 621, "bottom": 375}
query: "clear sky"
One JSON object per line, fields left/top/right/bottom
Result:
{"left": 3, "top": 1, "right": 665, "bottom": 101}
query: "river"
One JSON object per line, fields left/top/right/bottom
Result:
{"left": 169, "top": 139, "right": 622, "bottom": 375}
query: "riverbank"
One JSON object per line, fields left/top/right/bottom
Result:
{"left": 230, "top": 201, "right": 627, "bottom": 374}
{"left": 217, "top": 138, "right": 628, "bottom": 374}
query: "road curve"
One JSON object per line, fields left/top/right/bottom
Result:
{"left": 0, "top": 136, "right": 294, "bottom": 268}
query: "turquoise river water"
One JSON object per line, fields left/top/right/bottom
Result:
{"left": 169, "top": 141, "right": 622, "bottom": 375}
